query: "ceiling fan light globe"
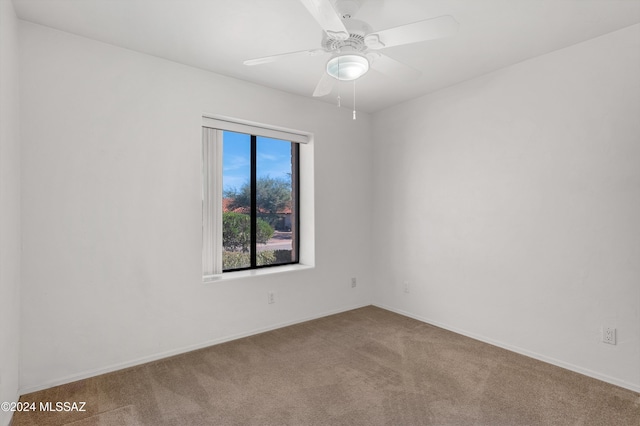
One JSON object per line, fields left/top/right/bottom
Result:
{"left": 326, "top": 54, "right": 369, "bottom": 81}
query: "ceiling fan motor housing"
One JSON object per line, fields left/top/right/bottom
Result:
{"left": 323, "top": 18, "right": 372, "bottom": 81}
{"left": 322, "top": 18, "right": 371, "bottom": 53}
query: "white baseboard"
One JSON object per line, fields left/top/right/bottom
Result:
{"left": 21, "top": 302, "right": 638, "bottom": 395}
{"left": 373, "top": 303, "right": 640, "bottom": 393}
{"left": 19, "top": 303, "right": 370, "bottom": 395}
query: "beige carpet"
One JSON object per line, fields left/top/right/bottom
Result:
{"left": 12, "top": 306, "right": 640, "bottom": 425}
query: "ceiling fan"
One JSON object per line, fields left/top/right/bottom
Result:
{"left": 243, "top": 0, "right": 459, "bottom": 98}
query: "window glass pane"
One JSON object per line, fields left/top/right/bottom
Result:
{"left": 256, "top": 136, "right": 297, "bottom": 266}
{"left": 222, "top": 131, "right": 251, "bottom": 270}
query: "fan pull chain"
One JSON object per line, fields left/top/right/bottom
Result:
{"left": 337, "top": 95, "right": 341, "bottom": 108}
{"left": 353, "top": 80, "right": 357, "bottom": 120}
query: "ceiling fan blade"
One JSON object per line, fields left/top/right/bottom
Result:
{"left": 367, "top": 52, "right": 421, "bottom": 80}
{"left": 244, "top": 48, "right": 326, "bottom": 66}
{"left": 364, "top": 15, "right": 459, "bottom": 50}
{"left": 313, "top": 73, "right": 334, "bottom": 97}
{"left": 299, "top": 0, "right": 349, "bottom": 40}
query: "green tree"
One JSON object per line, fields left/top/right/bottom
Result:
{"left": 256, "top": 218, "right": 275, "bottom": 245}
{"left": 222, "top": 212, "right": 250, "bottom": 252}
{"left": 222, "top": 212, "right": 274, "bottom": 252}
{"left": 225, "top": 176, "right": 291, "bottom": 214}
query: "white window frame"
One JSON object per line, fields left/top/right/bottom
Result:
{"left": 202, "top": 115, "right": 314, "bottom": 281}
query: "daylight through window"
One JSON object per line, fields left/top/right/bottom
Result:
{"left": 203, "top": 117, "right": 307, "bottom": 276}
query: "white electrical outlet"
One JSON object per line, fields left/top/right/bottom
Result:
{"left": 268, "top": 291, "right": 275, "bottom": 304}
{"left": 403, "top": 280, "right": 410, "bottom": 293}
{"left": 603, "top": 327, "right": 616, "bottom": 345}
{"left": 351, "top": 277, "right": 357, "bottom": 288}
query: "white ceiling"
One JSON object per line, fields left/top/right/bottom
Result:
{"left": 13, "top": 0, "right": 640, "bottom": 113}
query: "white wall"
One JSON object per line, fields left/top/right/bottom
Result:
{"left": 19, "top": 21, "right": 373, "bottom": 392}
{"left": 16, "top": 11, "right": 639, "bottom": 396}
{"left": 0, "top": 0, "right": 21, "bottom": 424}
{"left": 372, "top": 24, "right": 640, "bottom": 391}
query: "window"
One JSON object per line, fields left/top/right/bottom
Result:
{"left": 202, "top": 116, "right": 309, "bottom": 277}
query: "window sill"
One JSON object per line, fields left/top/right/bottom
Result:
{"left": 203, "top": 264, "right": 314, "bottom": 283}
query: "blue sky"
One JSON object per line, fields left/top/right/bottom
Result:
{"left": 222, "top": 131, "right": 292, "bottom": 193}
